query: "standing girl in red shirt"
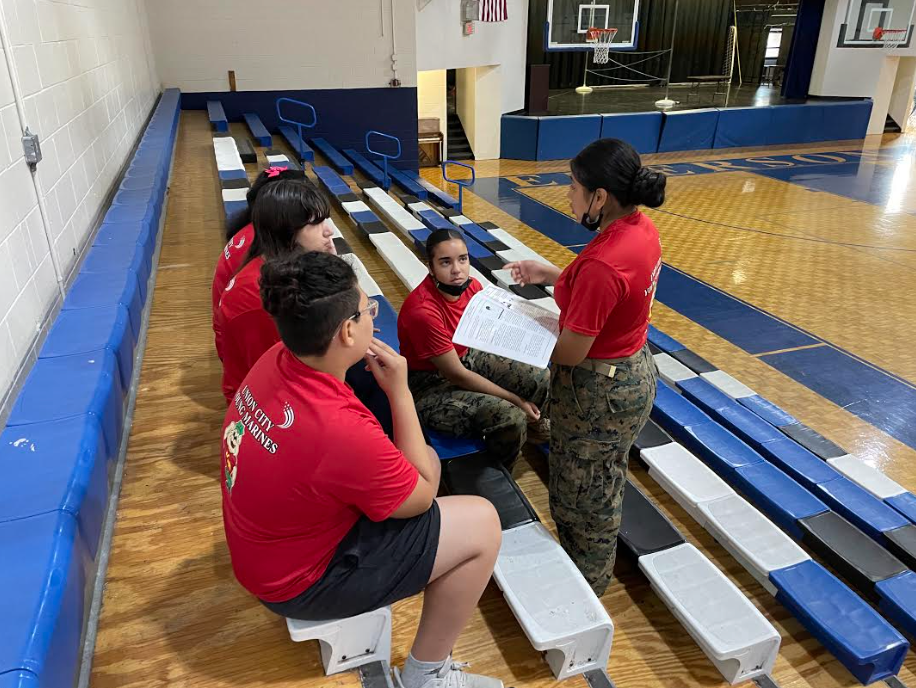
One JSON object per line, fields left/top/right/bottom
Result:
{"left": 505, "top": 138, "right": 665, "bottom": 595}
{"left": 397, "top": 229, "right": 550, "bottom": 466}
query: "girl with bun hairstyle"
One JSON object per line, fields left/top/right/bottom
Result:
{"left": 504, "top": 138, "right": 665, "bottom": 595}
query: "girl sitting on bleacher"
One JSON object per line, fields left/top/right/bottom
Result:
{"left": 222, "top": 250, "right": 504, "bottom": 688}
{"left": 212, "top": 167, "right": 309, "bottom": 327}
{"left": 397, "top": 229, "right": 550, "bottom": 467}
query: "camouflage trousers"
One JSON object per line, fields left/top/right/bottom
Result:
{"left": 549, "top": 345, "right": 657, "bottom": 596}
{"left": 409, "top": 349, "right": 551, "bottom": 466}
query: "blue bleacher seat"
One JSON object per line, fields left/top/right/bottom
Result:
{"left": 64, "top": 271, "right": 143, "bottom": 339}
{"left": 224, "top": 200, "right": 248, "bottom": 218}
{"left": 681, "top": 422, "right": 766, "bottom": 472}
{"left": 40, "top": 306, "right": 136, "bottom": 390}
{"left": 769, "top": 559, "right": 908, "bottom": 685}
{"left": 0, "top": 417, "right": 109, "bottom": 560}
{"left": 417, "top": 209, "right": 453, "bottom": 232}
{"left": 374, "top": 297, "right": 399, "bottom": 352}
{"left": 876, "top": 571, "right": 916, "bottom": 639}
{"left": 814, "top": 476, "right": 910, "bottom": 541}
{"left": 409, "top": 229, "right": 432, "bottom": 251}
{"left": 243, "top": 113, "right": 272, "bottom": 147}
{"left": 403, "top": 170, "right": 458, "bottom": 209}
{"left": 0, "top": 512, "right": 88, "bottom": 688}
{"left": 207, "top": 100, "right": 228, "bottom": 132}
{"left": 732, "top": 462, "right": 828, "bottom": 539}
{"left": 755, "top": 438, "right": 837, "bottom": 488}
{"left": 6, "top": 351, "right": 124, "bottom": 460}
{"left": 311, "top": 138, "right": 354, "bottom": 175}
{"left": 648, "top": 325, "right": 685, "bottom": 353}
{"left": 82, "top": 243, "right": 152, "bottom": 301}
{"left": 0, "top": 671, "right": 38, "bottom": 687}
{"left": 351, "top": 210, "right": 382, "bottom": 227}
{"left": 652, "top": 382, "right": 716, "bottom": 430}
{"left": 388, "top": 168, "right": 428, "bottom": 200}
{"left": 279, "top": 126, "right": 315, "bottom": 162}
{"left": 887, "top": 492, "right": 916, "bottom": 523}
{"left": 106, "top": 200, "right": 158, "bottom": 229}
{"left": 458, "top": 223, "right": 500, "bottom": 247}
{"left": 219, "top": 169, "right": 248, "bottom": 182}
{"left": 737, "top": 394, "right": 798, "bottom": 427}
{"left": 94, "top": 221, "right": 154, "bottom": 261}
{"left": 343, "top": 149, "right": 387, "bottom": 186}
{"left": 427, "top": 428, "right": 487, "bottom": 460}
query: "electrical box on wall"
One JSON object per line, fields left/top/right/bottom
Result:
{"left": 461, "top": 0, "right": 479, "bottom": 21}
{"left": 22, "top": 128, "right": 41, "bottom": 166}
{"left": 463, "top": 20, "right": 475, "bottom": 36}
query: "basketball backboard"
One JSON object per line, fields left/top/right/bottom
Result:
{"left": 546, "top": 0, "right": 640, "bottom": 51}
{"left": 838, "top": 0, "right": 914, "bottom": 47}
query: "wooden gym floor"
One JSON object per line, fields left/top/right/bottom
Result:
{"left": 87, "top": 111, "right": 916, "bottom": 688}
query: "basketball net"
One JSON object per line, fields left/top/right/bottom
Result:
{"left": 586, "top": 27, "right": 618, "bottom": 64}
{"left": 873, "top": 26, "right": 908, "bottom": 53}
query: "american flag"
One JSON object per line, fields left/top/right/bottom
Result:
{"left": 480, "top": 0, "right": 508, "bottom": 22}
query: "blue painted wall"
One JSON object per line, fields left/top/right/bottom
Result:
{"left": 183, "top": 88, "right": 420, "bottom": 170}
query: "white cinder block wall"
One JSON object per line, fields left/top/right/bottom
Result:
{"left": 0, "top": 0, "right": 159, "bottom": 404}
{"left": 146, "top": 0, "right": 417, "bottom": 91}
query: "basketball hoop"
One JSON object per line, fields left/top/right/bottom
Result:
{"left": 586, "top": 27, "right": 618, "bottom": 64}
{"left": 873, "top": 26, "right": 908, "bottom": 53}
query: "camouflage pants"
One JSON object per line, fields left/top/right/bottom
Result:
{"left": 409, "top": 349, "right": 550, "bottom": 466}
{"left": 549, "top": 345, "right": 657, "bottom": 596}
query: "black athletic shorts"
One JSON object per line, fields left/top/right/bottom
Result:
{"left": 261, "top": 501, "right": 441, "bottom": 621}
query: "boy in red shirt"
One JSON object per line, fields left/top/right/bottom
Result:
{"left": 221, "top": 251, "right": 504, "bottom": 688}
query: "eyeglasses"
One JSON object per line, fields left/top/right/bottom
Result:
{"left": 352, "top": 298, "right": 379, "bottom": 321}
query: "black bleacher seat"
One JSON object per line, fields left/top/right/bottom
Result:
{"left": 358, "top": 221, "right": 390, "bottom": 236}
{"left": 670, "top": 349, "right": 717, "bottom": 374}
{"left": 400, "top": 195, "right": 421, "bottom": 206}
{"left": 482, "top": 240, "right": 511, "bottom": 253}
{"left": 339, "top": 193, "right": 360, "bottom": 203}
{"left": 885, "top": 525, "right": 916, "bottom": 570}
{"left": 648, "top": 342, "right": 663, "bottom": 355}
{"left": 441, "top": 454, "right": 539, "bottom": 531}
{"left": 631, "top": 419, "right": 674, "bottom": 460}
{"left": 781, "top": 424, "right": 847, "bottom": 460}
{"left": 237, "top": 137, "right": 257, "bottom": 163}
{"left": 618, "top": 481, "right": 685, "bottom": 557}
{"left": 475, "top": 256, "right": 506, "bottom": 274}
{"left": 440, "top": 208, "right": 460, "bottom": 218}
{"left": 478, "top": 221, "right": 500, "bottom": 230}
{"left": 510, "top": 284, "right": 550, "bottom": 300}
{"left": 221, "top": 177, "right": 249, "bottom": 190}
{"left": 798, "top": 511, "right": 907, "bottom": 596}
{"left": 333, "top": 237, "right": 352, "bottom": 255}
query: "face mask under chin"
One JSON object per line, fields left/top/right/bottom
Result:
{"left": 436, "top": 277, "right": 473, "bottom": 297}
{"left": 580, "top": 191, "right": 602, "bottom": 232}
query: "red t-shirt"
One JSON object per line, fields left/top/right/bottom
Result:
{"left": 397, "top": 275, "right": 483, "bottom": 371}
{"left": 553, "top": 210, "right": 661, "bottom": 359}
{"left": 212, "top": 223, "right": 255, "bottom": 324}
{"left": 221, "top": 343, "right": 419, "bottom": 602}
{"left": 215, "top": 256, "right": 281, "bottom": 403}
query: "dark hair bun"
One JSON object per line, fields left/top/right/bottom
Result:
{"left": 260, "top": 251, "right": 355, "bottom": 320}
{"left": 630, "top": 167, "right": 666, "bottom": 208}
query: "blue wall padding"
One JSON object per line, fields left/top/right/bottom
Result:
{"left": 713, "top": 106, "right": 774, "bottom": 149}
{"left": 536, "top": 115, "right": 602, "bottom": 160}
{"left": 767, "top": 104, "right": 820, "bottom": 145}
{"left": 658, "top": 109, "right": 720, "bottom": 152}
{"left": 183, "top": 88, "right": 420, "bottom": 171}
{"left": 500, "top": 115, "right": 539, "bottom": 160}
{"left": 600, "top": 112, "right": 662, "bottom": 154}
{"left": 0, "top": 513, "right": 88, "bottom": 688}
{"left": 816, "top": 100, "right": 872, "bottom": 142}
{"left": 0, "top": 418, "right": 109, "bottom": 561}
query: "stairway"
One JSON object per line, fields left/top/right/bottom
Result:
{"left": 447, "top": 112, "right": 474, "bottom": 161}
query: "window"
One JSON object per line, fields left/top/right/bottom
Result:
{"left": 765, "top": 28, "right": 783, "bottom": 64}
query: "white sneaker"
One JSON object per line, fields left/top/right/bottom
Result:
{"left": 393, "top": 657, "right": 504, "bottom": 688}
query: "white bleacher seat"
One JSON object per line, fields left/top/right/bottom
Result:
{"left": 328, "top": 218, "right": 344, "bottom": 239}
{"left": 213, "top": 136, "right": 244, "bottom": 171}
{"left": 450, "top": 215, "right": 474, "bottom": 225}
{"left": 639, "top": 543, "right": 780, "bottom": 684}
{"left": 469, "top": 266, "right": 489, "bottom": 284}
{"left": 699, "top": 495, "right": 809, "bottom": 596}
{"left": 286, "top": 606, "right": 392, "bottom": 675}
{"left": 342, "top": 253, "right": 383, "bottom": 298}
{"left": 407, "top": 201, "right": 434, "bottom": 215}
{"left": 494, "top": 522, "right": 614, "bottom": 680}
{"left": 364, "top": 187, "right": 426, "bottom": 234}
{"left": 221, "top": 188, "right": 248, "bottom": 203}
{"left": 530, "top": 298, "right": 560, "bottom": 315}
{"left": 654, "top": 353, "right": 698, "bottom": 387}
{"left": 487, "top": 228, "right": 558, "bottom": 268}
{"left": 827, "top": 455, "right": 907, "bottom": 500}
{"left": 641, "top": 444, "right": 733, "bottom": 527}
{"left": 701, "top": 370, "right": 755, "bottom": 400}
{"left": 266, "top": 153, "right": 290, "bottom": 165}
{"left": 491, "top": 269, "right": 517, "bottom": 289}
{"left": 546, "top": 286, "right": 555, "bottom": 295}
{"left": 369, "top": 233, "right": 428, "bottom": 290}
{"left": 342, "top": 200, "right": 371, "bottom": 216}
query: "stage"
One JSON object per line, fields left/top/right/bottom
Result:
{"left": 541, "top": 83, "right": 807, "bottom": 116}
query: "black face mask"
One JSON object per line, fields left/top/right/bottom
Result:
{"left": 580, "top": 192, "right": 602, "bottom": 232}
{"left": 436, "top": 278, "right": 473, "bottom": 297}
